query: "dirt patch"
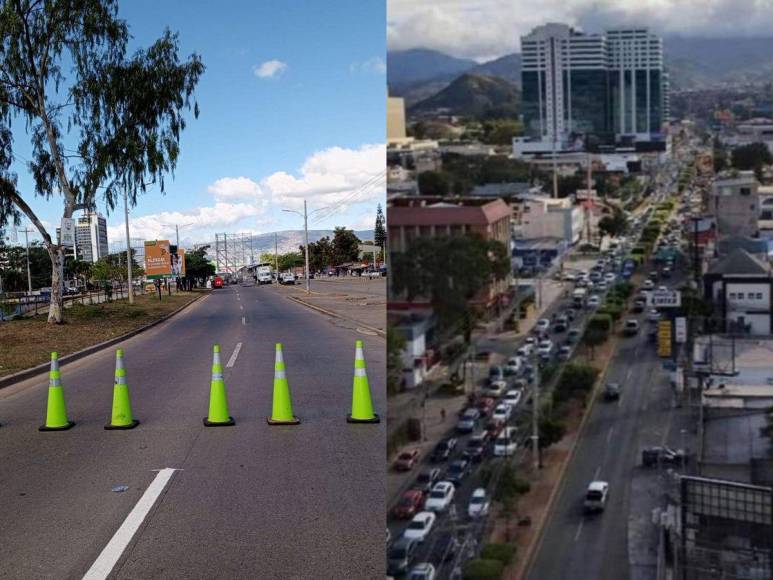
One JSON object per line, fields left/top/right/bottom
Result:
{"left": 0, "top": 291, "right": 202, "bottom": 377}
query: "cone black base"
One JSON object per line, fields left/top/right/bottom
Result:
{"left": 105, "top": 419, "right": 140, "bottom": 430}
{"left": 266, "top": 416, "right": 300, "bottom": 425}
{"left": 347, "top": 413, "right": 380, "bottom": 424}
{"left": 39, "top": 421, "right": 76, "bottom": 431}
{"left": 203, "top": 416, "right": 235, "bottom": 427}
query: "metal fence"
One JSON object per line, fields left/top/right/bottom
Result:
{"left": 0, "top": 287, "right": 132, "bottom": 320}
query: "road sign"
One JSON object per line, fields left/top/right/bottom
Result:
{"left": 658, "top": 320, "right": 672, "bottom": 357}
{"left": 675, "top": 317, "right": 687, "bottom": 343}
{"left": 60, "top": 218, "right": 75, "bottom": 246}
{"left": 648, "top": 289, "right": 682, "bottom": 308}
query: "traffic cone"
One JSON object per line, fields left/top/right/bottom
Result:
{"left": 203, "top": 344, "right": 235, "bottom": 426}
{"left": 39, "top": 352, "right": 75, "bottom": 431}
{"left": 347, "top": 340, "right": 380, "bottom": 423}
{"left": 105, "top": 349, "right": 139, "bottom": 430}
{"left": 266, "top": 343, "right": 300, "bottom": 425}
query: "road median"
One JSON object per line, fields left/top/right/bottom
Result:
{"left": 0, "top": 290, "right": 207, "bottom": 387}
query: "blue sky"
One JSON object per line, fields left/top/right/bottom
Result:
{"left": 14, "top": 0, "right": 385, "bottom": 247}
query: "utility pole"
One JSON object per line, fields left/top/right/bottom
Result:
{"left": 274, "top": 232, "right": 279, "bottom": 284}
{"left": 552, "top": 136, "right": 559, "bottom": 199}
{"left": 123, "top": 190, "right": 134, "bottom": 305}
{"left": 22, "top": 227, "right": 32, "bottom": 294}
{"left": 175, "top": 224, "right": 180, "bottom": 248}
{"left": 532, "top": 355, "right": 540, "bottom": 470}
{"left": 303, "top": 199, "right": 310, "bottom": 294}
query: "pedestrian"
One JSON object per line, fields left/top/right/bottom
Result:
{"left": 440, "top": 408, "right": 446, "bottom": 423}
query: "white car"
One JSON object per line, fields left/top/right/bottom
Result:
{"left": 485, "top": 380, "right": 508, "bottom": 397}
{"left": 516, "top": 344, "right": 533, "bottom": 357}
{"left": 588, "top": 296, "right": 601, "bottom": 308}
{"left": 504, "top": 356, "right": 522, "bottom": 375}
{"left": 642, "top": 279, "right": 655, "bottom": 290}
{"left": 535, "top": 318, "right": 551, "bottom": 333}
{"left": 493, "top": 426, "right": 518, "bottom": 456}
{"left": 563, "top": 272, "right": 576, "bottom": 282}
{"left": 604, "top": 272, "right": 616, "bottom": 282}
{"left": 492, "top": 404, "right": 512, "bottom": 423}
{"left": 424, "top": 482, "right": 455, "bottom": 512}
{"left": 403, "top": 511, "right": 436, "bottom": 543}
{"left": 584, "top": 481, "right": 609, "bottom": 513}
{"left": 280, "top": 272, "right": 296, "bottom": 285}
{"left": 647, "top": 309, "right": 661, "bottom": 322}
{"left": 502, "top": 390, "right": 522, "bottom": 408}
{"left": 408, "top": 563, "right": 437, "bottom": 580}
{"left": 468, "top": 488, "right": 490, "bottom": 518}
{"left": 537, "top": 339, "right": 553, "bottom": 357}
{"left": 595, "top": 281, "right": 608, "bottom": 293}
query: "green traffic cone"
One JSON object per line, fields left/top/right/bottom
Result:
{"left": 347, "top": 340, "right": 379, "bottom": 423}
{"left": 267, "top": 343, "right": 300, "bottom": 425}
{"left": 203, "top": 344, "right": 235, "bottom": 426}
{"left": 105, "top": 349, "right": 140, "bottom": 430}
{"left": 39, "top": 352, "right": 75, "bottom": 431}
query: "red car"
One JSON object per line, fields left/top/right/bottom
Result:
{"left": 393, "top": 449, "right": 420, "bottom": 471}
{"left": 476, "top": 396, "right": 497, "bottom": 418}
{"left": 392, "top": 489, "right": 425, "bottom": 519}
{"left": 213, "top": 276, "right": 224, "bottom": 288}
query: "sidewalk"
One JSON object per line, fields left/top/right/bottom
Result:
{"left": 269, "top": 277, "right": 385, "bottom": 335}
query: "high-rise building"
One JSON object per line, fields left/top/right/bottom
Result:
{"left": 520, "top": 23, "right": 667, "bottom": 148}
{"left": 74, "top": 211, "right": 109, "bottom": 263}
{"left": 606, "top": 28, "right": 665, "bottom": 139}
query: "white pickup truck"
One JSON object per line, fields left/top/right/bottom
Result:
{"left": 256, "top": 265, "right": 272, "bottom": 285}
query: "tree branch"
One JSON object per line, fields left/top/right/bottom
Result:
{"left": 6, "top": 188, "right": 53, "bottom": 247}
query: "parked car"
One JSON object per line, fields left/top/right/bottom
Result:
{"left": 484, "top": 380, "right": 508, "bottom": 398}
{"left": 504, "top": 356, "right": 522, "bottom": 376}
{"left": 424, "top": 481, "right": 455, "bottom": 512}
{"left": 475, "top": 396, "right": 497, "bottom": 418}
{"left": 468, "top": 488, "right": 490, "bottom": 518}
{"left": 502, "top": 389, "right": 522, "bottom": 408}
{"left": 280, "top": 272, "right": 296, "bottom": 285}
{"left": 647, "top": 309, "right": 662, "bottom": 322}
{"left": 430, "top": 438, "right": 457, "bottom": 462}
{"left": 632, "top": 298, "right": 646, "bottom": 313}
{"left": 588, "top": 296, "right": 601, "bottom": 308}
{"left": 643, "top": 279, "right": 655, "bottom": 290}
{"left": 553, "top": 316, "right": 568, "bottom": 333}
{"left": 604, "top": 272, "right": 616, "bottom": 283}
{"left": 456, "top": 409, "right": 480, "bottom": 433}
{"left": 584, "top": 481, "right": 609, "bottom": 513}
{"left": 567, "top": 328, "right": 581, "bottom": 344}
{"left": 642, "top": 446, "right": 687, "bottom": 467}
{"left": 492, "top": 404, "right": 512, "bottom": 423}
{"left": 445, "top": 459, "right": 471, "bottom": 487}
{"left": 392, "top": 489, "right": 426, "bottom": 519}
{"left": 394, "top": 449, "right": 421, "bottom": 471}
{"left": 558, "top": 345, "right": 572, "bottom": 361}
{"left": 517, "top": 343, "right": 534, "bottom": 357}
{"left": 535, "top": 318, "right": 551, "bottom": 334}
{"left": 537, "top": 339, "right": 554, "bottom": 358}
{"left": 488, "top": 365, "right": 505, "bottom": 382}
{"left": 414, "top": 468, "right": 442, "bottom": 494}
{"left": 485, "top": 419, "right": 504, "bottom": 439}
{"left": 403, "top": 511, "right": 437, "bottom": 543}
{"left": 387, "top": 537, "right": 419, "bottom": 576}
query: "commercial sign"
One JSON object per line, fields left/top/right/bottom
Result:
{"left": 145, "top": 240, "right": 186, "bottom": 280}
{"left": 675, "top": 317, "right": 687, "bottom": 344}
{"left": 648, "top": 289, "right": 682, "bottom": 308}
{"left": 657, "top": 320, "right": 672, "bottom": 358}
{"left": 60, "top": 218, "right": 75, "bottom": 246}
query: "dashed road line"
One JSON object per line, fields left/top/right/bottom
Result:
{"left": 226, "top": 342, "right": 242, "bottom": 368}
{"left": 574, "top": 520, "right": 584, "bottom": 542}
{"left": 594, "top": 465, "right": 601, "bottom": 480}
{"left": 82, "top": 468, "right": 178, "bottom": 580}
{"left": 606, "top": 427, "right": 614, "bottom": 445}
{"left": 242, "top": 316, "right": 246, "bottom": 325}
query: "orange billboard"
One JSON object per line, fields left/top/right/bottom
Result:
{"left": 144, "top": 240, "right": 172, "bottom": 279}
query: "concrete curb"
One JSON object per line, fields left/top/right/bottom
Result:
{"left": 519, "top": 334, "right": 621, "bottom": 580}
{"left": 285, "top": 295, "right": 386, "bottom": 338}
{"left": 0, "top": 292, "right": 208, "bottom": 390}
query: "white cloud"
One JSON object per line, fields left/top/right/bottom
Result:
{"left": 108, "top": 144, "right": 385, "bottom": 244}
{"left": 388, "top": 0, "right": 773, "bottom": 60}
{"left": 351, "top": 56, "right": 387, "bottom": 74}
{"left": 253, "top": 59, "right": 287, "bottom": 79}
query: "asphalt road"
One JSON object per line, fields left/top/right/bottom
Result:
{"left": 0, "top": 282, "right": 385, "bottom": 579}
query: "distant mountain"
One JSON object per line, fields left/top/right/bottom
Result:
{"left": 409, "top": 73, "right": 521, "bottom": 118}
{"left": 201, "top": 229, "right": 373, "bottom": 265}
{"left": 468, "top": 53, "right": 521, "bottom": 84}
{"left": 387, "top": 49, "right": 476, "bottom": 93}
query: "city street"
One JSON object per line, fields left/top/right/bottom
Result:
{"left": 0, "top": 283, "right": 385, "bottom": 579}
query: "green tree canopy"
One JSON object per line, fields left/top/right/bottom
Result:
{"left": 332, "top": 227, "right": 361, "bottom": 264}
{"left": 374, "top": 204, "right": 386, "bottom": 250}
{"left": 0, "top": 0, "right": 204, "bottom": 322}
{"left": 417, "top": 170, "right": 451, "bottom": 196}
{"left": 731, "top": 142, "right": 772, "bottom": 172}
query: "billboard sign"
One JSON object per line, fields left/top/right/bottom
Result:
{"left": 60, "top": 218, "right": 75, "bottom": 246}
{"left": 658, "top": 320, "right": 672, "bottom": 357}
{"left": 144, "top": 240, "right": 173, "bottom": 280}
{"left": 174, "top": 248, "right": 186, "bottom": 277}
{"left": 648, "top": 289, "right": 682, "bottom": 308}
{"left": 675, "top": 317, "right": 687, "bottom": 344}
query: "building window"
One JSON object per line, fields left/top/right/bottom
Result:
{"left": 757, "top": 293, "right": 764, "bottom": 300}
{"left": 740, "top": 187, "right": 751, "bottom": 196}
{"left": 729, "top": 293, "right": 737, "bottom": 299}
{"left": 738, "top": 293, "right": 745, "bottom": 300}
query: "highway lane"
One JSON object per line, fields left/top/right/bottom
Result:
{"left": 0, "top": 283, "right": 385, "bottom": 579}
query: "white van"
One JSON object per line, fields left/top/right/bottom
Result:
{"left": 256, "top": 265, "right": 272, "bottom": 284}
{"left": 493, "top": 427, "right": 518, "bottom": 456}
{"left": 584, "top": 481, "right": 609, "bottom": 513}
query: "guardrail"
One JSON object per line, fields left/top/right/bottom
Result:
{"left": 0, "top": 287, "right": 133, "bottom": 320}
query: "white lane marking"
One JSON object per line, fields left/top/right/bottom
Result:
{"left": 594, "top": 466, "right": 601, "bottom": 480}
{"left": 625, "top": 367, "right": 632, "bottom": 383}
{"left": 82, "top": 468, "right": 178, "bottom": 580}
{"left": 574, "top": 519, "right": 584, "bottom": 541}
{"left": 226, "top": 342, "right": 242, "bottom": 368}
{"left": 606, "top": 427, "right": 614, "bottom": 445}
{"left": 242, "top": 316, "right": 246, "bottom": 325}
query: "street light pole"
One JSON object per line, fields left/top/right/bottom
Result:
{"left": 23, "top": 227, "right": 32, "bottom": 295}
{"left": 303, "top": 199, "right": 310, "bottom": 294}
{"left": 123, "top": 190, "right": 134, "bottom": 305}
{"left": 532, "top": 354, "right": 540, "bottom": 470}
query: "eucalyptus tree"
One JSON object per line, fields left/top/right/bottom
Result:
{"left": 0, "top": 0, "right": 204, "bottom": 322}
